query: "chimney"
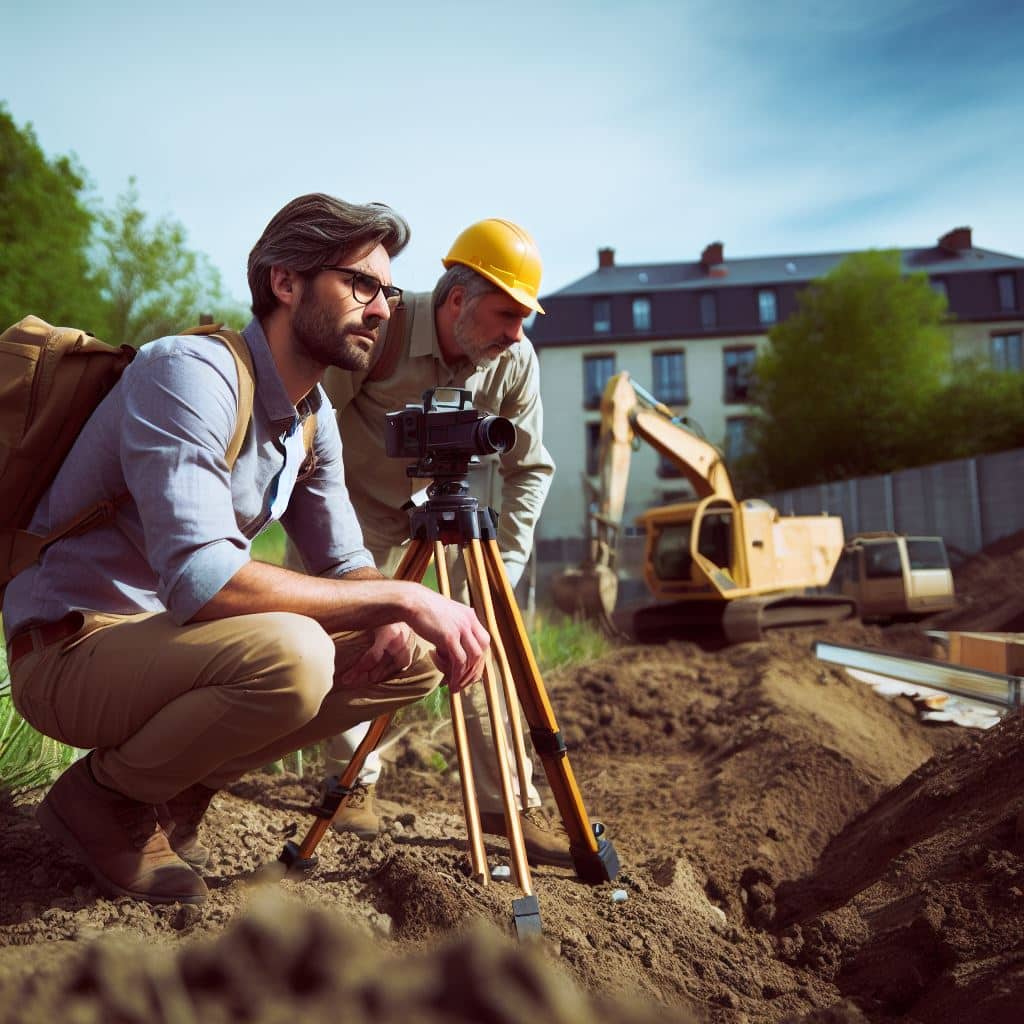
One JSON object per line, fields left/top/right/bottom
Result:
{"left": 938, "top": 227, "right": 972, "bottom": 253}
{"left": 598, "top": 247, "right": 615, "bottom": 269}
{"left": 700, "top": 241, "right": 726, "bottom": 276}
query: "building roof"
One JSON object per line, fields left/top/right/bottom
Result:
{"left": 547, "top": 238, "right": 1024, "bottom": 299}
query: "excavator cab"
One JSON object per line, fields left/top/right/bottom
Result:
{"left": 649, "top": 508, "right": 733, "bottom": 583}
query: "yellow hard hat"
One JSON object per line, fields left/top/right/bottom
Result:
{"left": 442, "top": 219, "right": 545, "bottom": 314}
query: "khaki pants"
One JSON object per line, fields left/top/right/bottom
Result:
{"left": 9, "top": 610, "right": 440, "bottom": 804}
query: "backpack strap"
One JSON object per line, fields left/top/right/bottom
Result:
{"left": 211, "top": 330, "right": 255, "bottom": 469}
{"left": 365, "top": 302, "right": 407, "bottom": 382}
{"left": 187, "top": 323, "right": 316, "bottom": 474}
{"left": 180, "top": 323, "right": 255, "bottom": 469}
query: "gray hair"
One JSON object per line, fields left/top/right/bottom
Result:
{"left": 433, "top": 264, "right": 502, "bottom": 311}
{"left": 248, "top": 194, "right": 411, "bottom": 316}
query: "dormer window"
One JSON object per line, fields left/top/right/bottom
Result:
{"left": 632, "top": 297, "right": 651, "bottom": 331}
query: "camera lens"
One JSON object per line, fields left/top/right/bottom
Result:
{"left": 474, "top": 415, "right": 516, "bottom": 454}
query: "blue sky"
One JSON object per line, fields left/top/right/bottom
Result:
{"left": 3, "top": 0, "right": 1021, "bottom": 306}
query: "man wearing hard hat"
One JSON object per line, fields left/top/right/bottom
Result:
{"left": 318, "top": 219, "right": 568, "bottom": 865}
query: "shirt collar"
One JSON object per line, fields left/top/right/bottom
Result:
{"left": 242, "top": 318, "right": 323, "bottom": 426}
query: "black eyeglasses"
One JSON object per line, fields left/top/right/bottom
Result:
{"left": 320, "top": 265, "right": 403, "bottom": 308}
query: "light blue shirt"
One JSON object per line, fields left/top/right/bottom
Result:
{"left": 3, "top": 319, "right": 374, "bottom": 636}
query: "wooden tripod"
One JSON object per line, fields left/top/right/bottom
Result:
{"left": 279, "top": 482, "right": 620, "bottom": 935}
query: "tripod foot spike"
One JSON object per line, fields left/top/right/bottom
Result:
{"left": 512, "top": 894, "right": 542, "bottom": 939}
{"left": 571, "top": 837, "right": 620, "bottom": 884}
{"left": 279, "top": 840, "right": 318, "bottom": 874}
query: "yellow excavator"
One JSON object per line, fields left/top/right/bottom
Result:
{"left": 551, "top": 372, "right": 857, "bottom": 643}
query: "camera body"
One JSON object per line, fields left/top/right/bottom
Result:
{"left": 385, "top": 387, "right": 516, "bottom": 462}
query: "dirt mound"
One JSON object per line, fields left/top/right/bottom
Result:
{"left": 924, "top": 529, "right": 1024, "bottom": 631}
{"left": 774, "top": 712, "right": 1024, "bottom": 1023}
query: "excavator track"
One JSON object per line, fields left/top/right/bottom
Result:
{"left": 629, "top": 593, "right": 857, "bottom": 646}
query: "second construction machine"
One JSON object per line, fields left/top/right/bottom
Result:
{"left": 551, "top": 372, "right": 856, "bottom": 644}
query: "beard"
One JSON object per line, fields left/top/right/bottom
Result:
{"left": 292, "top": 289, "right": 378, "bottom": 371}
{"left": 452, "top": 305, "right": 506, "bottom": 367}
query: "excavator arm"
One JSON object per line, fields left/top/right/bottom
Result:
{"left": 594, "top": 372, "right": 735, "bottom": 541}
{"left": 554, "top": 372, "right": 736, "bottom": 622}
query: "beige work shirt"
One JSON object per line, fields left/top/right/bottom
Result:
{"left": 322, "top": 289, "right": 555, "bottom": 585}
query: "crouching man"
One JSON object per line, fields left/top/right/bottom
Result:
{"left": 2, "top": 194, "right": 488, "bottom": 906}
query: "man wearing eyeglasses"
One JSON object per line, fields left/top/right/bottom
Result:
{"left": 312, "top": 219, "right": 575, "bottom": 868}
{"left": 4, "top": 194, "right": 489, "bottom": 906}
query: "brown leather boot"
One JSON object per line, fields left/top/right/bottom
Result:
{"left": 478, "top": 806, "right": 574, "bottom": 868}
{"left": 329, "top": 781, "right": 381, "bottom": 839}
{"left": 159, "top": 783, "right": 218, "bottom": 870}
{"left": 36, "top": 757, "right": 207, "bottom": 905}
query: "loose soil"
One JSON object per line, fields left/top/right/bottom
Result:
{"left": 2, "top": 542, "right": 1023, "bottom": 1024}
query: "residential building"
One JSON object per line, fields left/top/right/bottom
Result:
{"left": 530, "top": 228, "right": 1024, "bottom": 565}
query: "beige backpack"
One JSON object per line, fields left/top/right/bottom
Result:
{"left": 0, "top": 317, "right": 256, "bottom": 592}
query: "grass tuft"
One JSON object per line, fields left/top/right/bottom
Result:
{"left": 529, "top": 610, "right": 612, "bottom": 672}
{"left": 0, "top": 644, "right": 81, "bottom": 793}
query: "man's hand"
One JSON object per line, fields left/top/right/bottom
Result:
{"left": 406, "top": 590, "right": 490, "bottom": 694}
{"left": 344, "top": 622, "right": 416, "bottom": 688}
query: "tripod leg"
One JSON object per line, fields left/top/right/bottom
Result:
{"left": 481, "top": 538, "right": 620, "bottom": 885}
{"left": 394, "top": 536, "right": 434, "bottom": 583}
{"left": 280, "top": 712, "right": 393, "bottom": 870}
{"left": 434, "top": 541, "right": 489, "bottom": 885}
{"left": 474, "top": 571, "right": 533, "bottom": 814}
{"left": 444, "top": 543, "right": 532, "bottom": 812}
{"left": 464, "top": 542, "right": 542, "bottom": 911}
{"left": 465, "top": 539, "right": 542, "bottom": 938}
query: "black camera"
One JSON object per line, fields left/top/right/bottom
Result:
{"left": 385, "top": 388, "right": 516, "bottom": 462}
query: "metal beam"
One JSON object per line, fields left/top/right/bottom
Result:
{"left": 813, "top": 641, "right": 1022, "bottom": 710}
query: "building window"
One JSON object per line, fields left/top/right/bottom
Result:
{"left": 632, "top": 297, "right": 652, "bottom": 331}
{"left": 652, "top": 351, "right": 687, "bottom": 404}
{"left": 724, "top": 417, "right": 753, "bottom": 461}
{"left": 583, "top": 353, "right": 615, "bottom": 408}
{"left": 757, "top": 289, "right": 777, "bottom": 325}
{"left": 930, "top": 278, "right": 948, "bottom": 304}
{"left": 723, "top": 346, "right": 756, "bottom": 403}
{"left": 991, "top": 332, "right": 1023, "bottom": 372}
{"left": 699, "top": 292, "right": 717, "bottom": 329}
{"left": 585, "top": 421, "right": 601, "bottom": 476}
{"left": 593, "top": 299, "right": 611, "bottom": 333}
{"left": 996, "top": 273, "right": 1018, "bottom": 312}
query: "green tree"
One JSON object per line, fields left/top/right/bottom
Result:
{"left": 736, "top": 250, "right": 951, "bottom": 493}
{"left": 92, "top": 180, "right": 247, "bottom": 346}
{"left": 926, "top": 356, "right": 1024, "bottom": 458}
{"left": 0, "top": 105, "right": 106, "bottom": 330}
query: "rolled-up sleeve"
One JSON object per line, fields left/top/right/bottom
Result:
{"left": 119, "top": 344, "right": 251, "bottom": 624}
